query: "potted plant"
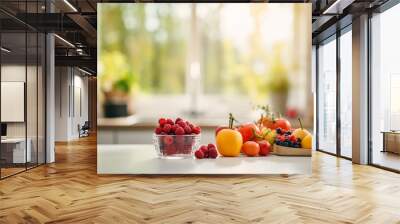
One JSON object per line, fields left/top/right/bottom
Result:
{"left": 99, "top": 51, "right": 137, "bottom": 118}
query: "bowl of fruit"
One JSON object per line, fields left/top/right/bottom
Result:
{"left": 271, "top": 118, "right": 312, "bottom": 157}
{"left": 153, "top": 117, "right": 201, "bottom": 159}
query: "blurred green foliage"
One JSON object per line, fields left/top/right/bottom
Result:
{"left": 98, "top": 4, "right": 294, "bottom": 101}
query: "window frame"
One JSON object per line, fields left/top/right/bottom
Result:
{"left": 367, "top": 0, "right": 400, "bottom": 173}
{"left": 315, "top": 23, "right": 352, "bottom": 161}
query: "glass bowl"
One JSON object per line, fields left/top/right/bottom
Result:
{"left": 153, "top": 134, "right": 201, "bottom": 159}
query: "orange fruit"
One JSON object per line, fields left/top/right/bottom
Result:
{"left": 241, "top": 141, "right": 260, "bottom": 157}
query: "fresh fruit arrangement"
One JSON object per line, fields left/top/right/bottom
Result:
{"left": 213, "top": 106, "right": 312, "bottom": 158}
{"left": 214, "top": 113, "right": 272, "bottom": 157}
{"left": 153, "top": 117, "right": 201, "bottom": 158}
{"left": 154, "top": 106, "right": 312, "bottom": 159}
{"left": 271, "top": 117, "right": 312, "bottom": 156}
{"left": 194, "top": 144, "right": 218, "bottom": 159}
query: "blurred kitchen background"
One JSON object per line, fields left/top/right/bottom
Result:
{"left": 97, "top": 3, "right": 312, "bottom": 144}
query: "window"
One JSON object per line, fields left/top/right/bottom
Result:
{"left": 98, "top": 3, "right": 311, "bottom": 121}
{"left": 371, "top": 3, "right": 400, "bottom": 171}
{"left": 339, "top": 28, "right": 352, "bottom": 158}
{"left": 317, "top": 37, "right": 337, "bottom": 154}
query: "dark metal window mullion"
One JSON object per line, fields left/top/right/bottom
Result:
{"left": 73, "top": 68, "right": 75, "bottom": 118}
{"left": 367, "top": 11, "right": 373, "bottom": 165}
{"left": 336, "top": 28, "right": 341, "bottom": 157}
{"left": 36, "top": 0, "right": 39, "bottom": 167}
{"left": 25, "top": 0, "right": 28, "bottom": 171}
{"left": 315, "top": 45, "right": 320, "bottom": 151}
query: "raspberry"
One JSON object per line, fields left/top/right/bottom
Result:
{"left": 195, "top": 150, "right": 204, "bottom": 159}
{"left": 166, "top": 118, "right": 174, "bottom": 125}
{"left": 175, "top": 135, "right": 185, "bottom": 144}
{"left": 163, "top": 136, "right": 173, "bottom": 145}
{"left": 175, "top": 127, "right": 185, "bottom": 135}
{"left": 199, "top": 145, "right": 208, "bottom": 153}
{"left": 207, "top": 143, "right": 216, "bottom": 150}
{"left": 199, "top": 145, "right": 208, "bottom": 158}
{"left": 208, "top": 148, "right": 218, "bottom": 159}
{"left": 155, "top": 127, "right": 162, "bottom": 134}
{"left": 192, "top": 126, "right": 201, "bottom": 134}
{"left": 159, "top": 118, "right": 167, "bottom": 126}
{"left": 164, "top": 145, "right": 176, "bottom": 155}
{"left": 175, "top": 117, "right": 183, "bottom": 124}
{"left": 163, "top": 124, "right": 172, "bottom": 133}
{"left": 184, "top": 125, "right": 192, "bottom": 134}
{"left": 177, "top": 121, "right": 186, "bottom": 128}
{"left": 171, "top": 124, "right": 179, "bottom": 133}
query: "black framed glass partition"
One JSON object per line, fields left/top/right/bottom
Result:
{"left": 0, "top": 31, "right": 28, "bottom": 177}
{"left": 317, "top": 35, "right": 337, "bottom": 155}
{"left": 316, "top": 0, "right": 400, "bottom": 171}
{"left": 316, "top": 24, "right": 353, "bottom": 159}
{"left": 370, "top": 2, "right": 400, "bottom": 172}
{"left": 0, "top": 1, "right": 46, "bottom": 179}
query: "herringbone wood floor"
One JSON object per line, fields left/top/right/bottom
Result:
{"left": 1, "top": 135, "right": 400, "bottom": 224}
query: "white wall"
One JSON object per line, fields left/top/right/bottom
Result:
{"left": 55, "top": 67, "right": 89, "bottom": 141}
{"left": 1, "top": 65, "right": 35, "bottom": 138}
{"left": 1, "top": 63, "right": 47, "bottom": 163}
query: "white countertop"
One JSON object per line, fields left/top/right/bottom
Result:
{"left": 97, "top": 144, "right": 311, "bottom": 175}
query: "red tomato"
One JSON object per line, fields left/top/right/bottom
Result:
{"left": 238, "top": 123, "right": 260, "bottom": 142}
{"left": 257, "top": 140, "right": 271, "bottom": 156}
{"left": 274, "top": 118, "right": 291, "bottom": 132}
